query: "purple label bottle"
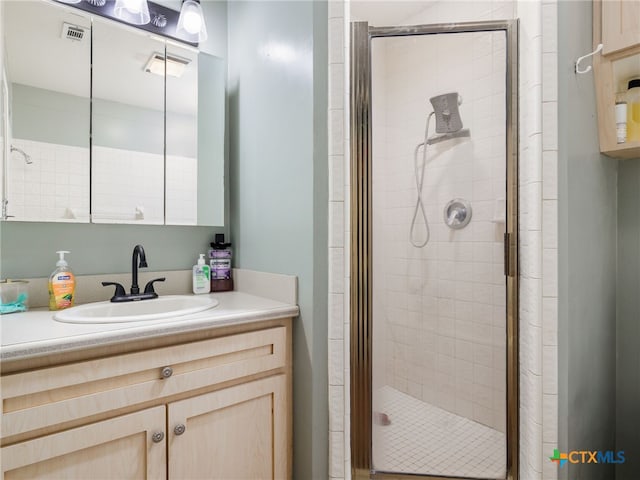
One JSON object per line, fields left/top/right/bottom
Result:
{"left": 209, "top": 234, "right": 234, "bottom": 292}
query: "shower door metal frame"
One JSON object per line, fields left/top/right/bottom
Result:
{"left": 350, "top": 20, "right": 520, "bottom": 480}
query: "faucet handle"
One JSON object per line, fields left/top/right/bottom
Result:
{"left": 144, "top": 277, "right": 166, "bottom": 295}
{"left": 102, "top": 281, "right": 126, "bottom": 301}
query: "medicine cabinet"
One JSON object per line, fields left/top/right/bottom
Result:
{"left": 593, "top": 0, "right": 640, "bottom": 159}
{"left": 1, "top": 0, "right": 225, "bottom": 225}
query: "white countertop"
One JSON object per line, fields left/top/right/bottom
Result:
{"left": 0, "top": 291, "right": 299, "bottom": 362}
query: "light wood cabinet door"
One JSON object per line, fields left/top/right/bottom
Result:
{"left": 1, "top": 406, "right": 166, "bottom": 480}
{"left": 602, "top": 0, "right": 640, "bottom": 55}
{"left": 168, "top": 375, "right": 289, "bottom": 480}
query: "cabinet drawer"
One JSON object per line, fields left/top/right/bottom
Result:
{"left": 2, "top": 327, "right": 286, "bottom": 438}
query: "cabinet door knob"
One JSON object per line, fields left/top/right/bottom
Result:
{"left": 161, "top": 366, "right": 173, "bottom": 379}
{"left": 174, "top": 424, "right": 186, "bottom": 436}
{"left": 152, "top": 431, "right": 165, "bottom": 443}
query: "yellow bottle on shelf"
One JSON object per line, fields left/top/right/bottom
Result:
{"left": 48, "top": 251, "right": 75, "bottom": 311}
{"left": 627, "top": 79, "right": 640, "bottom": 142}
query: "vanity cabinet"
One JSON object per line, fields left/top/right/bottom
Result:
{"left": 0, "top": 321, "right": 292, "bottom": 480}
{"left": 593, "top": 0, "right": 640, "bottom": 159}
{"left": 1, "top": 407, "right": 166, "bottom": 480}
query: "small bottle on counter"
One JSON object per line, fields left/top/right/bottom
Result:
{"left": 209, "top": 234, "right": 234, "bottom": 292}
{"left": 192, "top": 254, "right": 211, "bottom": 294}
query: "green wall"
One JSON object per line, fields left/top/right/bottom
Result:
{"left": 557, "top": 2, "right": 618, "bottom": 480}
{"left": 227, "top": 1, "right": 328, "bottom": 478}
{"left": 11, "top": 84, "right": 89, "bottom": 148}
{"left": 616, "top": 160, "right": 640, "bottom": 480}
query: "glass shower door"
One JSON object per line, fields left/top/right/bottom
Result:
{"left": 351, "top": 22, "right": 518, "bottom": 480}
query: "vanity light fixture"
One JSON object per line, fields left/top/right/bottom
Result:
{"left": 176, "top": 0, "right": 207, "bottom": 43}
{"left": 114, "top": 0, "right": 150, "bottom": 26}
{"left": 53, "top": 0, "right": 203, "bottom": 46}
{"left": 144, "top": 52, "right": 190, "bottom": 78}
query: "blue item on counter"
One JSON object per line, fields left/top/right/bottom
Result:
{"left": 0, "top": 292, "right": 28, "bottom": 314}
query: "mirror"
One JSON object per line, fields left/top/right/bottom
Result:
{"left": 91, "top": 19, "right": 166, "bottom": 224}
{"left": 1, "top": 0, "right": 225, "bottom": 226}
{"left": 3, "top": 0, "right": 91, "bottom": 222}
{"left": 166, "top": 48, "right": 225, "bottom": 226}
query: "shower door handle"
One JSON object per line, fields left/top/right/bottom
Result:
{"left": 504, "top": 232, "right": 515, "bottom": 277}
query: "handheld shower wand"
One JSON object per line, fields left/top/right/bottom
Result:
{"left": 410, "top": 92, "right": 471, "bottom": 248}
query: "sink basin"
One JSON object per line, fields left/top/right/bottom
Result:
{"left": 53, "top": 295, "right": 219, "bottom": 324}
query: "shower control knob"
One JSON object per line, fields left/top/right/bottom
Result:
{"left": 444, "top": 198, "right": 472, "bottom": 230}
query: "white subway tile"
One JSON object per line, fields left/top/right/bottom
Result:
{"left": 542, "top": 3, "right": 557, "bottom": 53}
{"left": 542, "top": 345, "right": 558, "bottom": 395}
{"left": 329, "top": 293, "right": 344, "bottom": 340}
{"left": 329, "top": 339, "right": 344, "bottom": 386}
{"left": 329, "top": 18, "right": 344, "bottom": 64}
{"left": 542, "top": 297, "right": 558, "bottom": 346}
{"left": 542, "top": 248, "right": 557, "bottom": 297}
{"left": 542, "top": 200, "right": 558, "bottom": 249}
{"left": 542, "top": 102, "right": 558, "bottom": 150}
{"left": 542, "top": 151, "right": 558, "bottom": 200}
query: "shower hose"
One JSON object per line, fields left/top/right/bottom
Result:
{"left": 410, "top": 111, "right": 435, "bottom": 248}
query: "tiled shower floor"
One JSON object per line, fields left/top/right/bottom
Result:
{"left": 372, "top": 386, "right": 506, "bottom": 479}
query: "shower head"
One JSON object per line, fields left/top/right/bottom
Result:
{"left": 11, "top": 146, "right": 32, "bottom": 165}
{"left": 426, "top": 128, "right": 471, "bottom": 145}
{"left": 430, "top": 92, "right": 464, "bottom": 134}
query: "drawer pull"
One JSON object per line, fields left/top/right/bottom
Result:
{"left": 152, "top": 431, "right": 165, "bottom": 443}
{"left": 174, "top": 424, "right": 186, "bottom": 436}
{"left": 161, "top": 366, "right": 173, "bottom": 379}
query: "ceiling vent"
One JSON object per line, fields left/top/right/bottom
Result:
{"left": 61, "top": 23, "right": 86, "bottom": 42}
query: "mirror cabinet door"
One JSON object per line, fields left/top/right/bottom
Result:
{"left": 165, "top": 44, "right": 198, "bottom": 225}
{"left": 165, "top": 48, "right": 225, "bottom": 227}
{"left": 91, "top": 19, "right": 165, "bottom": 224}
{"left": 3, "top": 1, "right": 90, "bottom": 222}
{"left": 195, "top": 53, "right": 225, "bottom": 227}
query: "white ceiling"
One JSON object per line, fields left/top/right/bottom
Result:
{"left": 350, "top": 0, "right": 437, "bottom": 26}
{"left": 4, "top": 0, "right": 198, "bottom": 115}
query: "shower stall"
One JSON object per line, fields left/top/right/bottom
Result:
{"left": 350, "top": 20, "right": 518, "bottom": 480}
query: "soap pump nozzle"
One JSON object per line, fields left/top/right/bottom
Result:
{"left": 197, "top": 254, "right": 206, "bottom": 266}
{"left": 56, "top": 250, "right": 70, "bottom": 267}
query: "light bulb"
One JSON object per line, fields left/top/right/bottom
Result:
{"left": 123, "top": 0, "right": 145, "bottom": 13}
{"left": 114, "top": 0, "right": 150, "bottom": 25}
{"left": 177, "top": 0, "right": 207, "bottom": 43}
{"left": 182, "top": 10, "right": 202, "bottom": 34}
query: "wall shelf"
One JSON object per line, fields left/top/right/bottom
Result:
{"left": 593, "top": 0, "right": 640, "bottom": 160}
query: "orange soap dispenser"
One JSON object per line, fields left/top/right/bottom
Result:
{"left": 48, "top": 250, "right": 75, "bottom": 310}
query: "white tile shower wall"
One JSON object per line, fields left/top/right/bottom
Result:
{"left": 518, "top": 1, "right": 559, "bottom": 479}
{"left": 7, "top": 138, "right": 89, "bottom": 222}
{"left": 8, "top": 141, "right": 196, "bottom": 224}
{"left": 371, "top": 31, "right": 507, "bottom": 433}
{"left": 92, "top": 146, "right": 164, "bottom": 224}
{"left": 166, "top": 155, "right": 198, "bottom": 225}
{"left": 328, "top": 1, "right": 558, "bottom": 479}
{"left": 328, "top": 1, "right": 347, "bottom": 478}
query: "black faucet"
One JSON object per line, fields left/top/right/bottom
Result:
{"left": 131, "top": 244, "right": 147, "bottom": 294}
{"left": 102, "top": 244, "right": 165, "bottom": 302}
